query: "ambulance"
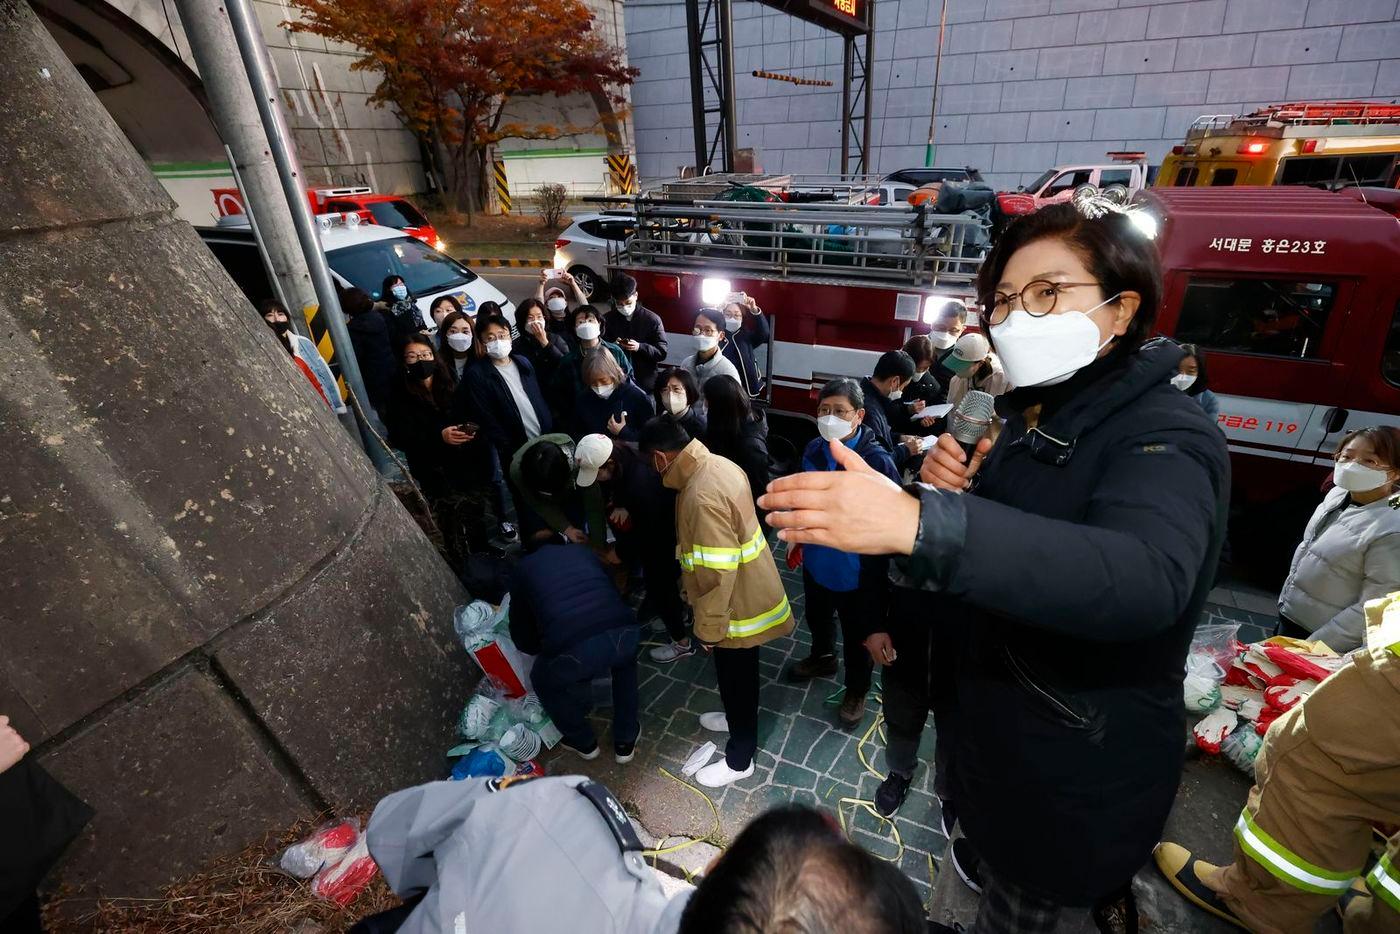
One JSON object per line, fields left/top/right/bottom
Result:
{"left": 1156, "top": 101, "right": 1400, "bottom": 190}
{"left": 603, "top": 183, "right": 1400, "bottom": 579}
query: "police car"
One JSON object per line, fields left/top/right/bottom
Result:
{"left": 199, "top": 212, "right": 514, "bottom": 330}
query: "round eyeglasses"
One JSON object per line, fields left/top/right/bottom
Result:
{"left": 981, "top": 280, "right": 1101, "bottom": 326}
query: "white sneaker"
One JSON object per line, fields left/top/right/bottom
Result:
{"left": 699, "top": 711, "right": 729, "bottom": 733}
{"left": 649, "top": 640, "right": 696, "bottom": 663}
{"left": 695, "top": 759, "right": 755, "bottom": 788}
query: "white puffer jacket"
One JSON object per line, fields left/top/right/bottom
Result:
{"left": 1278, "top": 486, "right": 1400, "bottom": 651}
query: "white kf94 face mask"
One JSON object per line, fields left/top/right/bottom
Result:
{"left": 989, "top": 295, "right": 1120, "bottom": 388}
{"left": 1334, "top": 460, "right": 1391, "bottom": 493}
{"left": 817, "top": 415, "right": 854, "bottom": 442}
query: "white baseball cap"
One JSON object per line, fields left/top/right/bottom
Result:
{"left": 951, "top": 332, "right": 990, "bottom": 364}
{"left": 574, "top": 433, "right": 614, "bottom": 487}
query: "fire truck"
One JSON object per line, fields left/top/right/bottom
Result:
{"left": 601, "top": 181, "right": 1400, "bottom": 581}
{"left": 212, "top": 185, "right": 445, "bottom": 252}
{"left": 597, "top": 179, "right": 988, "bottom": 421}
{"left": 1156, "top": 101, "right": 1400, "bottom": 190}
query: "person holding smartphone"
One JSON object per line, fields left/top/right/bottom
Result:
{"left": 387, "top": 336, "right": 496, "bottom": 562}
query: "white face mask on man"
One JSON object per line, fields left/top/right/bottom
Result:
{"left": 694, "top": 333, "right": 719, "bottom": 353}
{"left": 928, "top": 331, "right": 957, "bottom": 351}
{"left": 617, "top": 299, "right": 637, "bottom": 318}
{"left": 486, "top": 338, "right": 512, "bottom": 360}
{"left": 1333, "top": 460, "right": 1392, "bottom": 493}
{"left": 817, "top": 414, "right": 855, "bottom": 442}
{"left": 989, "top": 294, "right": 1120, "bottom": 388}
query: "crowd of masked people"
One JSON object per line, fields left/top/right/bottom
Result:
{"left": 242, "top": 201, "right": 1400, "bottom": 934}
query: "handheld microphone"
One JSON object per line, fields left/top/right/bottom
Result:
{"left": 950, "top": 390, "right": 996, "bottom": 462}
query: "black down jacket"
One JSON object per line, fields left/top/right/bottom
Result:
{"left": 897, "top": 338, "right": 1230, "bottom": 905}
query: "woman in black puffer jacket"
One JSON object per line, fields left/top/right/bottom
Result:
{"left": 761, "top": 201, "right": 1230, "bottom": 932}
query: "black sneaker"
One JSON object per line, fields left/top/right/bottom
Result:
{"left": 615, "top": 732, "right": 639, "bottom": 764}
{"left": 926, "top": 923, "right": 964, "bottom": 933}
{"left": 950, "top": 837, "right": 983, "bottom": 895}
{"left": 560, "top": 739, "right": 599, "bottom": 761}
{"left": 938, "top": 797, "right": 957, "bottom": 838}
{"left": 874, "top": 772, "right": 912, "bottom": 818}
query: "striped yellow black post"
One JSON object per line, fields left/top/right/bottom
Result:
{"left": 302, "top": 302, "right": 347, "bottom": 400}
{"left": 607, "top": 151, "right": 636, "bottom": 194}
{"left": 493, "top": 159, "right": 511, "bottom": 215}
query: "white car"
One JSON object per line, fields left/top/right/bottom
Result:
{"left": 202, "top": 213, "right": 513, "bottom": 330}
{"left": 553, "top": 213, "right": 635, "bottom": 298}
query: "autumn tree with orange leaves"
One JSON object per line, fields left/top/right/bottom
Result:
{"left": 287, "top": 0, "right": 636, "bottom": 214}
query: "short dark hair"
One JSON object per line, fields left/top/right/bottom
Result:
{"left": 431, "top": 294, "right": 463, "bottom": 317}
{"left": 639, "top": 415, "right": 691, "bottom": 454}
{"left": 520, "top": 440, "right": 573, "bottom": 499}
{"left": 1336, "top": 426, "right": 1400, "bottom": 475}
{"left": 573, "top": 304, "right": 603, "bottom": 326}
{"left": 695, "top": 306, "right": 727, "bottom": 336}
{"left": 901, "top": 335, "right": 934, "bottom": 368}
{"left": 819, "top": 377, "right": 864, "bottom": 410}
{"left": 514, "top": 298, "right": 546, "bottom": 332}
{"left": 977, "top": 202, "right": 1162, "bottom": 354}
{"left": 475, "top": 313, "right": 513, "bottom": 341}
{"left": 338, "top": 286, "right": 375, "bottom": 317}
{"left": 257, "top": 298, "right": 289, "bottom": 318}
{"left": 873, "top": 350, "right": 915, "bottom": 382}
{"left": 678, "top": 805, "right": 925, "bottom": 934}
{"left": 477, "top": 301, "right": 502, "bottom": 319}
{"left": 1178, "top": 342, "right": 1209, "bottom": 395}
{"left": 612, "top": 272, "right": 638, "bottom": 301}
{"left": 656, "top": 366, "right": 700, "bottom": 408}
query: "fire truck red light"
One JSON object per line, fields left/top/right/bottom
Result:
{"left": 1238, "top": 141, "right": 1267, "bottom": 154}
{"left": 1301, "top": 139, "right": 1318, "bottom": 153}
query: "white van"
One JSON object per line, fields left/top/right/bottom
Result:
{"left": 201, "top": 213, "right": 514, "bottom": 330}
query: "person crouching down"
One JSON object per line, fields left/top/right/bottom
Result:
{"left": 640, "top": 416, "right": 793, "bottom": 788}
{"left": 508, "top": 541, "right": 641, "bottom": 764}
{"left": 786, "top": 378, "right": 899, "bottom": 727}
{"left": 354, "top": 778, "right": 926, "bottom": 934}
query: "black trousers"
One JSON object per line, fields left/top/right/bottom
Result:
{"left": 802, "top": 567, "right": 874, "bottom": 698}
{"left": 880, "top": 586, "right": 959, "bottom": 798}
{"left": 713, "top": 645, "right": 760, "bottom": 769}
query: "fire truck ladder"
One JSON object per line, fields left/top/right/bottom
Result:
{"left": 599, "top": 197, "right": 987, "bottom": 289}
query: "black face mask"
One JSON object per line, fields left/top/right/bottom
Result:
{"left": 268, "top": 318, "right": 291, "bottom": 335}
{"left": 406, "top": 360, "right": 436, "bottom": 381}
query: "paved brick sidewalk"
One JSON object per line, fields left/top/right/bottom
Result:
{"left": 547, "top": 540, "right": 1279, "bottom": 910}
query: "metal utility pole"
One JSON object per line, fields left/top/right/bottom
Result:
{"left": 718, "top": 0, "right": 739, "bottom": 173}
{"left": 223, "top": 0, "right": 395, "bottom": 472}
{"left": 174, "top": 0, "right": 316, "bottom": 341}
{"left": 684, "top": 0, "right": 737, "bottom": 174}
{"left": 924, "top": 0, "right": 948, "bottom": 167}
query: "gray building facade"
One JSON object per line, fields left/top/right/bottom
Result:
{"left": 624, "top": 0, "right": 1400, "bottom": 188}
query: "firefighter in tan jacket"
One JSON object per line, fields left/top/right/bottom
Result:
{"left": 1155, "top": 591, "right": 1400, "bottom": 933}
{"left": 641, "top": 420, "right": 794, "bottom": 789}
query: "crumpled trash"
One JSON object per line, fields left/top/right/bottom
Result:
{"left": 450, "top": 746, "right": 509, "bottom": 780}
{"left": 682, "top": 741, "right": 717, "bottom": 777}
{"left": 1193, "top": 707, "right": 1239, "bottom": 754}
{"left": 311, "top": 835, "right": 378, "bottom": 906}
{"left": 278, "top": 819, "right": 359, "bottom": 879}
{"left": 458, "top": 693, "right": 503, "bottom": 740}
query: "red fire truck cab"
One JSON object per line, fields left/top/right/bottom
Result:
{"left": 212, "top": 185, "right": 444, "bottom": 251}
{"left": 1141, "top": 186, "right": 1400, "bottom": 576}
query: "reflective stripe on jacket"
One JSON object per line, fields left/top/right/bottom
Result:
{"left": 664, "top": 439, "right": 793, "bottom": 649}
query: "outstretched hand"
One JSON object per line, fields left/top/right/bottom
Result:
{"left": 758, "top": 440, "right": 919, "bottom": 555}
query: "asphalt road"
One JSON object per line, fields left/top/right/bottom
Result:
{"left": 477, "top": 266, "right": 552, "bottom": 311}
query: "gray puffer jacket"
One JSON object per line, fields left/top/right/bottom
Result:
{"left": 1279, "top": 486, "right": 1400, "bottom": 651}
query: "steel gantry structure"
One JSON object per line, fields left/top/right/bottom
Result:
{"left": 684, "top": 0, "right": 874, "bottom": 176}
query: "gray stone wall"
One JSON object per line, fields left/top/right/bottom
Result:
{"left": 624, "top": 0, "right": 1400, "bottom": 187}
